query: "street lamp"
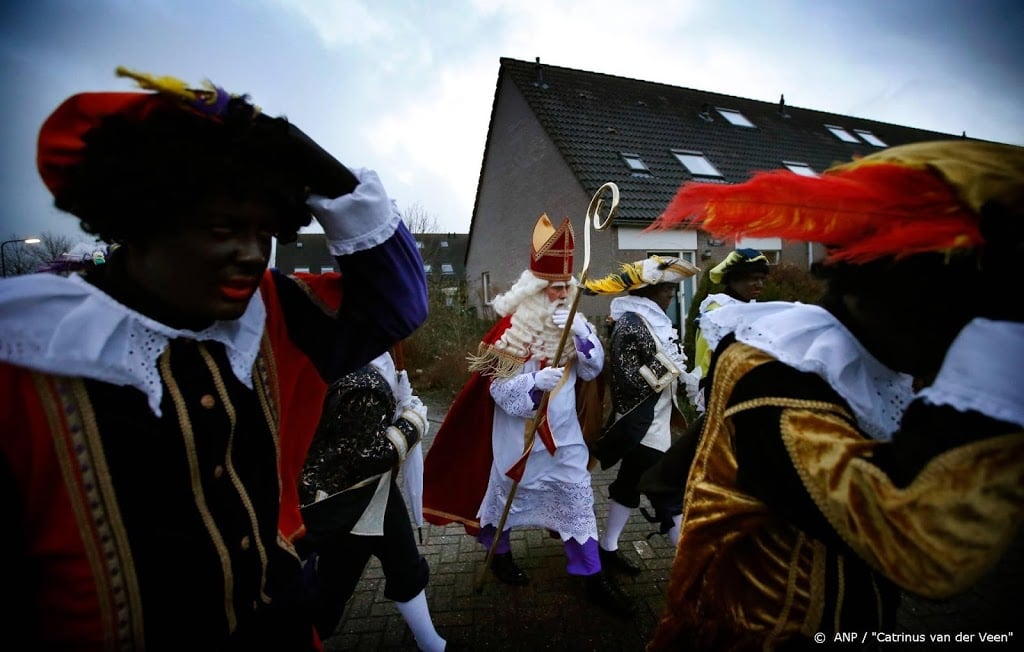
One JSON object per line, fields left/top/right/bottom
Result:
{"left": 1, "top": 237, "right": 41, "bottom": 277}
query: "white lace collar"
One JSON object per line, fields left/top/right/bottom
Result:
{"left": 699, "top": 292, "right": 742, "bottom": 313}
{"left": 0, "top": 273, "right": 266, "bottom": 417}
{"left": 701, "top": 301, "right": 914, "bottom": 441}
{"left": 611, "top": 295, "right": 678, "bottom": 348}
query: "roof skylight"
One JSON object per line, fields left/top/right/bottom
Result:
{"left": 716, "top": 107, "right": 755, "bottom": 128}
{"left": 672, "top": 150, "right": 722, "bottom": 177}
{"left": 825, "top": 125, "right": 860, "bottom": 143}
{"left": 782, "top": 161, "right": 818, "bottom": 177}
{"left": 621, "top": 153, "right": 650, "bottom": 173}
{"left": 854, "top": 129, "right": 887, "bottom": 147}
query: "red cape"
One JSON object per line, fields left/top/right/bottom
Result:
{"left": 422, "top": 315, "right": 512, "bottom": 535}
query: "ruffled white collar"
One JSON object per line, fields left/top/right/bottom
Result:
{"left": 611, "top": 295, "right": 676, "bottom": 343}
{"left": 918, "top": 319, "right": 1024, "bottom": 429}
{"left": 700, "top": 301, "right": 914, "bottom": 440}
{"left": 0, "top": 273, "right": 265, "bottom": 417}
{"left": 699, "top": 292, "right": 743, "bottom": 313}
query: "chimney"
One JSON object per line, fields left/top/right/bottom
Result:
{"left": 778, "top": 94, "right": 790, "bottom": 118}
{"left": 698, "top": 102, "right": 713, "bottom": 122}
{"left": 533, "top": 57, "right": 548, "bottom": 89}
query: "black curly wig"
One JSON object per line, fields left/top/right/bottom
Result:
{"left": 53, "top": 98, "right": 316, "bottom": 245}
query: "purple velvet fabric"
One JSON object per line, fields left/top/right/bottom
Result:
{"left": 477, "top": 524, "right": 512, "bottom": 554}
{"left": 564, "top": 536, "right": 600, "bottom": 576}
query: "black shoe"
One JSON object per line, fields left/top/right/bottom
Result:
{"left": 599, "top": 546, "right": 642, "bottom": 576}
{"left": 585, "top": 571, "right": 635, "bottom": 617}
{"left": 490, "top": 552, "right": 529, "bottom": 585}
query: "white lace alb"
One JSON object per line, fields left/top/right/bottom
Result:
{"left": 478, "top": 476, "right": 598, "bottom": 544}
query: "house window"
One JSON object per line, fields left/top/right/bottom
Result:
{"left": 423, "top": 264, "right": 432, "bottom": 273}
{"left": 293, "top": 266, "right": 310, "bottom": 274}
{"left": 672, "top": 150, "right": 722, "bottom": 177}
{"left": 716, "top": 107, "right": 755, "bottom": 127}
{"left": 825, "top": 125, "right": 860, "bottom": 143}
{"left": 440, "top": 240, "right": 449, "bottom": 247}
{"left": 482, "top": 272, "right": 492, "bottom": 305}
{"left": 416, "top": 240, "right": 424, "bottom": 249}
{"left": 621, "top": 153, "right": 651, "bottom": 176}
{"left": 442, "top": 286, "right": 457, "bottom": 308}
{"left": 441, "top": 264, "right": 454, "bottom": 275}
{"left": 782, "top": 161, "right": 818, "bottom": 177}
{"left": 854, "top": 129, "right": 887, "bottom": 147}
{"left": 295, "top": 241, "right": 304, "bottom": 248}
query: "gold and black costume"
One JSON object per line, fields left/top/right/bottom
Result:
{"left": 648, "top": 335, "right": 1024, "bottom": 650}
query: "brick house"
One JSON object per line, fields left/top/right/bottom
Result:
{"left": 466, "top": 57, "right": 986, "bottom": 329}
{"left": 274, "top": 231, "right": 469, "bottom": 307}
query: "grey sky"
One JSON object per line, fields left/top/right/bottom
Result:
{"left": 2, "top": 0, "right": 1021, "bottom": 246}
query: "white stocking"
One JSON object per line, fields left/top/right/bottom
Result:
{"left": 600, "top": 500, "right": 632, "bottom": 551}
{"left": 395, "top": 589, "right": 446, "bottom": 652}
{"left": 668, "top": 514, "right": 682, "bottom": 545}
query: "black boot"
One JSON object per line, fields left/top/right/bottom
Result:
{"left": 599, "top": 546, "right": 642, "bottom": 576}
{"left": 585, "top": 571, "right": 635, "bottom": 617}
{"left": 490, "top": 552, "right": 529, "bottom": 585}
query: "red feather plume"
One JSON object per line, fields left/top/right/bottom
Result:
{"left": 651, "top": 163, "right": 982, "bottom": 263}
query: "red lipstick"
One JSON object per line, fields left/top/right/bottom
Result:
{"left": 219, "top": 278, "right": 258, "bottom": 302}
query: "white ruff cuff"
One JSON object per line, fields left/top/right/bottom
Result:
{"left": 307, "top": 167, "right": 401, "bottom": 257}
{"left": 918, "top": 319, "right": 1024, "bottom": 429}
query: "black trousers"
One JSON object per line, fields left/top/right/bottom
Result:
{"left": 609, "top": 443, "right": 682, "bottom": 520}
{"left": 297, "top": 479, "right": 429, "bottom": 638}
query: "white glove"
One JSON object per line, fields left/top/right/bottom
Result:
{"left": 680, "top": 370, "right": 701, "bottom": 404}
{"left": 394, "top": 370, "right": 413, "bottom": 407}
{"left": 404, "top": 395, "right": 429, "bottom": 429}
{"left": 552, "top": 308, "right": 589, "bottom": 338}
{"left": 534, "top": 366, "right": 564, "bottom": 392}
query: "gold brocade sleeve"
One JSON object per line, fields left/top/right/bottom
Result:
{"left": 783, "top": 412, "right": 1024, "bottom": 599}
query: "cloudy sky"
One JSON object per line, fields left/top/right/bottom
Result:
{"left": 1, "top": 0, "right": 1021, "bottom": 246}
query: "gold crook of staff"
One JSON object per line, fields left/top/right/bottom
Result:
{"left": 474, "top": 182, "right": 619, "bottom": 593}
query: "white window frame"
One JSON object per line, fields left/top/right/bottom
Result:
{"left": 854, "top": 129, "right": 887, "bottom": 147}
{"left": 782, "top": 161, "right": 818, "bottom": 177}
{"left": 482, "top": 271, "right": 493, "bottom": 305}
{"left": 825, "top": 124, "right": 860, "bottom": 143}
{"left": 671, "top": 150, "right": 722, "bottom": 177}
{"left": 716, "top": 107, "right": 755, "bottom": 127}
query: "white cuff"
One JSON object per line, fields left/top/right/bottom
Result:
{"left": 918, "top": 319, "right": 1024, "bottom": 429}
{"left": 306, "top": 167, "right": 402, "bottom": 256}
{"left": 385, "top": 425, "right": 410, "bottom": 462}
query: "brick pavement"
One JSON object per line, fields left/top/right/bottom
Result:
{"left": 320, "top": 391, "right": 677, "bottom": 652}
{"left": 315, "top": 391, "right": 1024, "bottom": 651}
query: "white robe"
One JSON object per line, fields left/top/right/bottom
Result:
{"left": 476, "top": 332, "right": 605, "bottom": 544}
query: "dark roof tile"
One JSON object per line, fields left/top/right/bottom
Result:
{"left": 500, "top": 57, "right": 965, "bottom": 224}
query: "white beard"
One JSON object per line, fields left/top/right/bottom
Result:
{"left": 495, "top": 289, "right": 578, "bottom": 365}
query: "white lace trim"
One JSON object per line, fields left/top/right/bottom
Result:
{"left": 918, "top": 319, "right": 1024, "bottom": 429}
{"left": 478, "top": 476, "right": 599, "bottom": 544}
{"left": 0, "top": 273, "right": 265, "bottom": 417}
{"left": 699, "top": 292, "right": 742, "bottom": 314}
{"left": 701, "top": 301, "right": 914, "bottom": 440}
{"left": 306, "top": 168, "right": 401, "bottom": 257}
